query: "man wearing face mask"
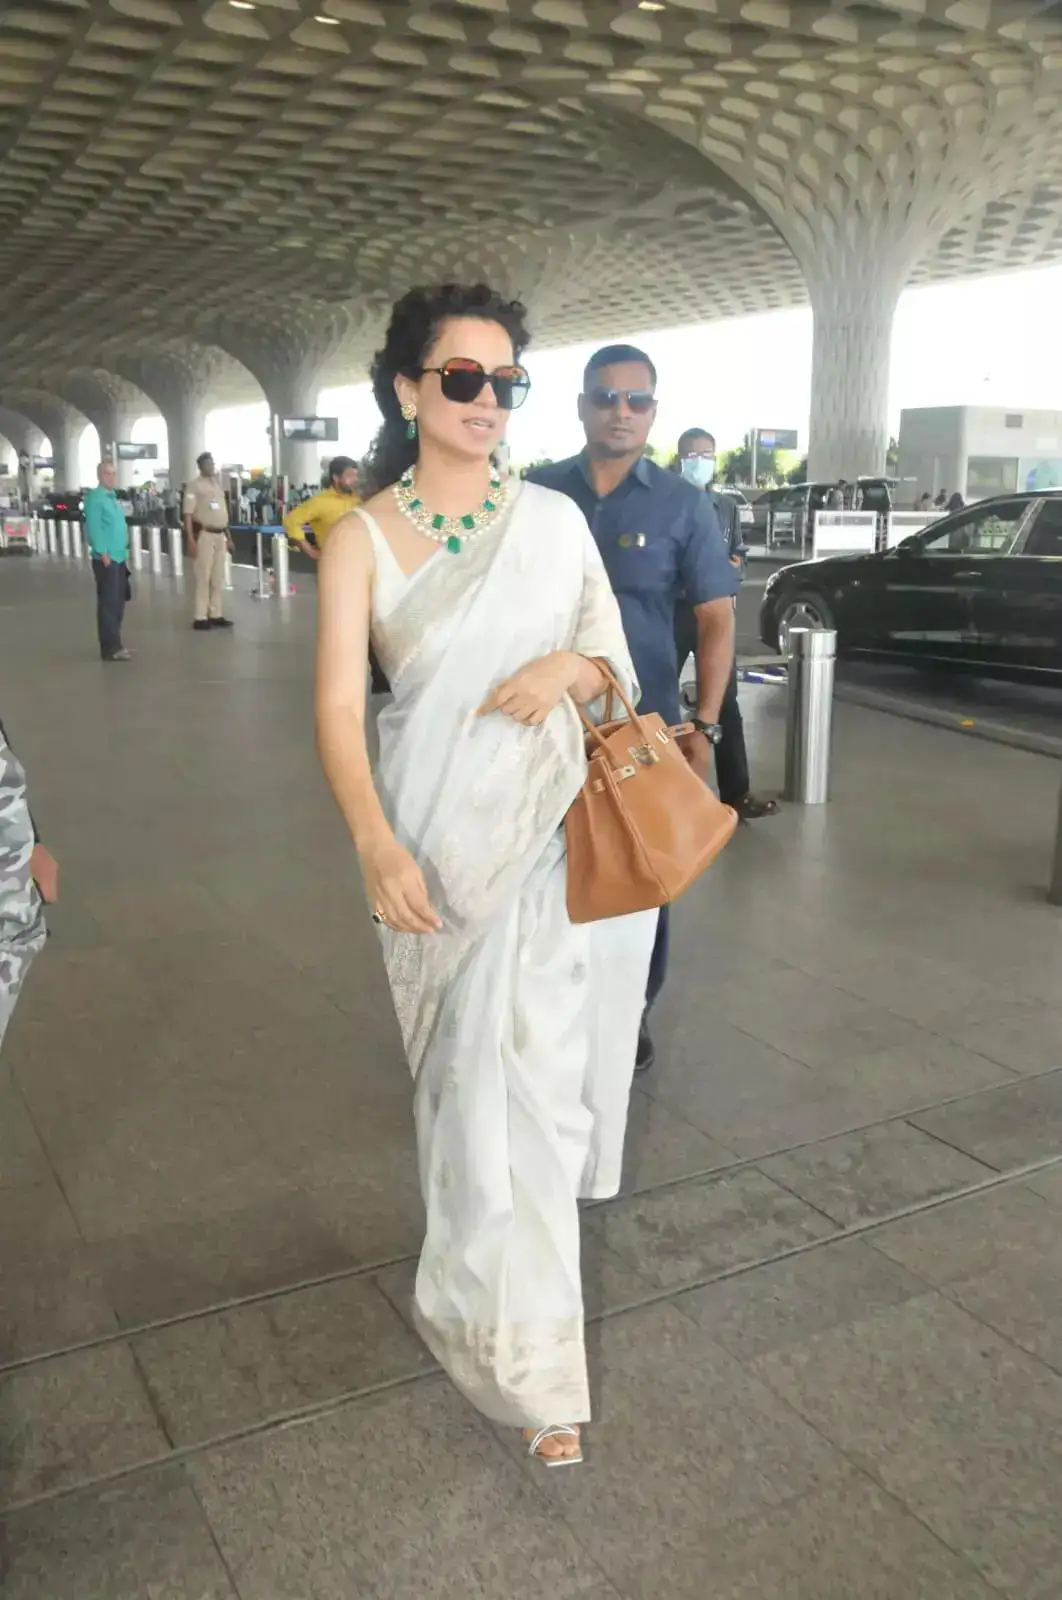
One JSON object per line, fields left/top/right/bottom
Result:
{"left": 528, "top": 352, "right": 740, "bottom": 1074}
{"left": 674, "top": 429, "right": 779, "bottom": 824}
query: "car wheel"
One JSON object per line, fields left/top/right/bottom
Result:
{"left": 777, "top": 591, "right": 836, "bottom": 656}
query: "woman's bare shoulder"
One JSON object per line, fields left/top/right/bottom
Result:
{"left": 320, "top": 507, "right": 373, "bottom": 572}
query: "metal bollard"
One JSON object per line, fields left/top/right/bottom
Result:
{"left": 169, "top": 524, "right": 184, "bottom": 578}
{"left": 71, "top": 522, "right": 84, "bottom": 559}
{"left": 130, "top": 524, "right": 143, "bottom": 572}
{"left": 148, "top": 524, "right": 163, "bottom": 574}
{"left": 784, "top": 627, "right": 836, "bottom": 804}
{"left": 44, "top": 519, "right": 56, "bottom": 555}
{"left": 273, "top": 530, "right": 291, "bottom": 597}
{"left": 251, "top": 530, "right": 269, "bottom": 599}
{"left": 58, "top": 519, "right": 71, "bottom": 558}
{"left": 1049, "top": 781, "right": 1062, "bottom": 906}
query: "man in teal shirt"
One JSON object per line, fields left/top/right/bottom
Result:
{"left": 83, "top": 458, "right": 132, "bottom": 662}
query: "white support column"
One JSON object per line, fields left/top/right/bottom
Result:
{"left": 54, "top": 372, "right": 153, "bottom": 489}
{"left": 0, "top": 395, "right": 89, "bottom": 493}
{"left": 117, "top": 348, "right": 227, "bottom": 492}
{"left": 208, "top": 306, "right": 363, "bottom": 495}
{"left": 806, "top": 265, "right": 905, "bottom": 483}
{"left": 0, "top": 408, "right": 45, "bottom": 505}
{"left": 49, "top": 412, "right": 86, "bottom": 494}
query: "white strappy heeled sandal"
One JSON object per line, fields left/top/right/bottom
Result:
{"left": 525, "top": 1424, "right": 583, "bottom": 1468}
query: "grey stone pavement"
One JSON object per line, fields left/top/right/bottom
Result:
{"left": 3, "top": 556, "right": 1062, "bottom": 1598}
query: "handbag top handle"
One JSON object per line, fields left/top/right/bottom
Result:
{"left": 574, "top": 662, "right": 656, "bottom": 761}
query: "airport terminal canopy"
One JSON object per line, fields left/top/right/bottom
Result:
{"left": 2, "top": 0, "right": 1062, "bottom": 481}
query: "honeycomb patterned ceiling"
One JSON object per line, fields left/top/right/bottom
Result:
{"left": 1, "top": 0, "right": 1060, "bottom": 411}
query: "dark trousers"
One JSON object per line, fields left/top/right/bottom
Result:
{"left": 647, "top": 905, "right": 669, "bottom": 1011}
{"left": 92, "top": 558, "right": 127, "bottom": 659}
{"left": 716, "top": 660, "right": 751, "bottom": 808}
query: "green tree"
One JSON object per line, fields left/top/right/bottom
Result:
{"left": 787, "top": 455, "right": 808, "bottom": 484}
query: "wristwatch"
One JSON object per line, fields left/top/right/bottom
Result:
{"left": 690, "top": 718, "right": 724, "bottom": 745}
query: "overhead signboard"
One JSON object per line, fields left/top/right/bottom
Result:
{"left": 32, "top": 455, "right": 55, "bottom": 469}
{"left": 756, "top": 429, "right": 799, "bottom": 451}
{"left": 280, "top": 416, "right": 339, "bottom": 443}
{"left": 115, "top": 441, "right": 158, "bottom": 461}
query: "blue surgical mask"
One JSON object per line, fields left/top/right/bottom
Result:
{"left": 681, "top": 456, "right": 716, "bottom": 489}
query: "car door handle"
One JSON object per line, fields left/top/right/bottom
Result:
{"left": 954, "top": 570, "right": 982, "bottom": 580}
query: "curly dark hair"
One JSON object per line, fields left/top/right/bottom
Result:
{"left": 361, "top": 283, "right": 531, "bottom": 493}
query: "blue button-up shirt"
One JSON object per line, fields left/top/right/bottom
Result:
{"left": 527, "top": 453, "right": 740, "bottom": 723}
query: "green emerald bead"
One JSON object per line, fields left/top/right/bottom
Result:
{"left": 431, "top": 513, "right": 445, "bottom": 531}
{"left": 446, "top": 535, "right": 462, "bottom": 554}
{"left": 409, "top": 498, "right": 422, "bottom": 511}
{"left": 460, "top": 513, "right": 475, "bottom": 530}
{"left": 483, "top": 499, "right": 495, "bottom": 512}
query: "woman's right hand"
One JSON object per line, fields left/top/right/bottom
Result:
{"left": 359, "top": 836, "right": 442, "bottom": 934}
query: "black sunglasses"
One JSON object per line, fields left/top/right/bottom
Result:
{"left": 420, "top": 358, "right": 531, "bottom": 411}
{"left": 586, "top": 386, "right": 657, "bottom": 415}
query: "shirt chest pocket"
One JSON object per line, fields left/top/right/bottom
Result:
{"left": 602, "top": 532, "right": 675, "bottom": 598}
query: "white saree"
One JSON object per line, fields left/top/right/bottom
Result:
{"left": 362, "top": 481, "right": 654, "bottom": 1429}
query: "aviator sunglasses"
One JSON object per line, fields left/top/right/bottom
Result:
{"left": 420, "top": 358, "right": 531, "bottom": 411}
{"left": 586, "top": 386, "right": 657, "bottom": 415}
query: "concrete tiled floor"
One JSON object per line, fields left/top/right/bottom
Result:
{"left": 3, "top": 559, "right": 1062, "bottom": 1596}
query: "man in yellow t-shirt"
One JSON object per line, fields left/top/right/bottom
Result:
{"left": 283, "top": 456, "right": 359, "bottom": 560}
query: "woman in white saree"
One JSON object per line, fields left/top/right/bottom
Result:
{"left": 316, "top": 285, "right": 654, "bottom": 1465}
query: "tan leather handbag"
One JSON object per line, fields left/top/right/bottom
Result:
{"left": 565, "top": 667, "right": 738, "bottom": 924}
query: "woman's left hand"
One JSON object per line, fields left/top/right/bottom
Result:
{"left": 478, "top": 652, "right": 578, "bottom": 726}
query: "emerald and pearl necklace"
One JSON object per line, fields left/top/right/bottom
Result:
{"left": 393, "top": 467, "right": 506, "bottom": 554}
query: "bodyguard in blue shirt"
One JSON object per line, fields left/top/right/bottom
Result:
{"left": 82, "top": 458, "right": 132, "bottom": 663}
{"left": 528, "top": 345, "right": 739, "bottom": 1072}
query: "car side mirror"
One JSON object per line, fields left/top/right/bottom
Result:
{"left": 896, "top": 535, "right": 923, "bottom": 555}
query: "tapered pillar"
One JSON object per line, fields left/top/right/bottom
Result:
{"left": 209, "top": 306, "right": 366, "bottom": 488}
{"left": 0, "top": 407, "right": 45, "bottom": 503}
{"left": 117, "top": 348, "right": 229, "bottom": 487}
{"left": 0, "top": 393, "right": 89, "bottom": 491}
{"left": 805, "top": 261, "right": 906, "bottom": 482}
{"left": 58, "top": 371, "right": 153, "bottom": 488}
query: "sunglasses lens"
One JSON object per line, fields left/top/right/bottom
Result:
{"left": 588, "top": 387, "right": 655, "bottom": 414}
{"left": 493, "top": 367, "right": 531, "bottom": 412}
{"left": 439, "top": 361, "right": 486, "bottom": 404}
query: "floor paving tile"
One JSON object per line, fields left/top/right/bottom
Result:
{"left": 924, "top": 998, "right": 1062, "bottom": 1075}
{"left": 868, "top": 1181, "right": 1061, "bottom": 1286}
{"left": 491, "top": 1302, "right": 849, "bottom": 1598}
{"left": 189, "top": 1381, "right": 617, "bottom": 1598}
{"left": 653, "top": 1476, "right": 1000, "bottom": 1600}
{"left": 0, "top": 1247, "right": 119, "bottom": 1367}
{"left": 0, "top": 1073, "right": 51, "bottom": 1189}
{"left": 911, "top": 1071, "right": 1062, "bottom": 1168}
{"left": 134, "top": 1275, "right": 435, "bottom": 1447}
{"left": 750, "top": 1291, "right": 1062, "bottom": 1598}
{"left": 595, "top": 1166, "right": 837, "bottom": 1293}
{"left": 86, "top": 1188, "right": 367, "bottom": 1329}
{"left": 619, "top": 1088, "right": 734, "bottom": 1191}
{"left": 648, "top": 1018, "right": 880, "bottom": 1156}
{"left": 758, "top": 1119, "right": 994, "bottom": 1225}
{"left": 0, "top": 1465, "right": 239, "bottom": 1598}
{"left": 0, "top": 1343, "right": 167, "bottom": 1510}
{"left": 681, "top": 1238, "right": 927, "bottom": 1360}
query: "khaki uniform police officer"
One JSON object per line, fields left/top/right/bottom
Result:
{"left": 183, "top": 451, "right": 234, "bottom": 630}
